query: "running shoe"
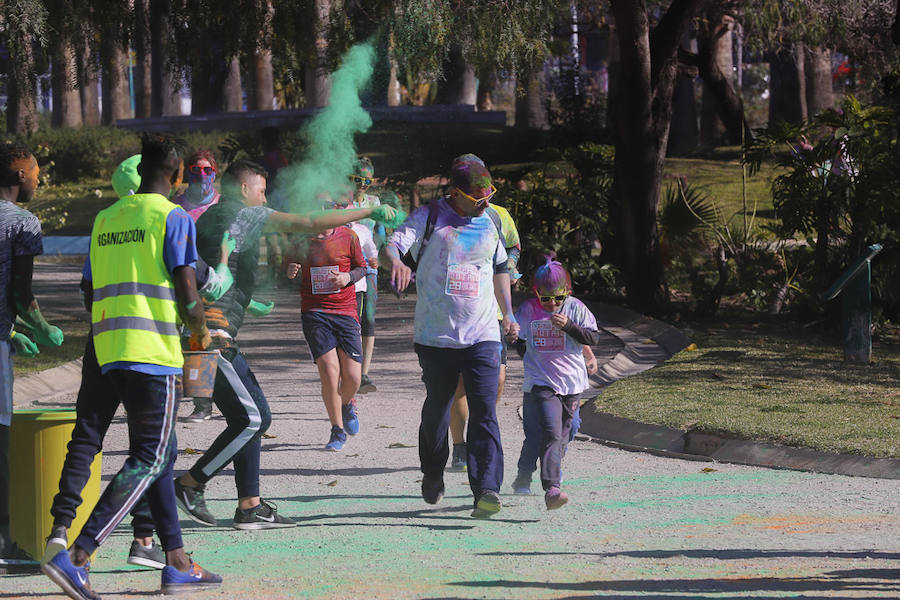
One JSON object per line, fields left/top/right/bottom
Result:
{"left": 325, "top": 426, "right": 348, "bottom": 451}
{"left": 421, "top": 474, "right": 445, "bottom": 505}
{"left": 160, "top": 559, "right": 222, "bottom": 594}
{"left": 233, "top": 499, "right": 297, "bottom": 530}
{"left": 42, "top": 524, "right": 67, "bottom": 565}
{"left": 511, "top": 470, "right": 533, "bottom": 495}
{"left": 173, "top": 478, "right": 217, "bottom": 526}
{"left": 358, "top": 374, "right": 377, "bottom": 394}
{"left": 544, "top": 486, "right": 569, "bottom": 510}
{"left": 342, "top": 400, "right": 360, "bottom": 435}
{"left": 449, "top": 443, "right": 467, "bottom": 472}
{"left": 126, "top": 539, "right": 165, "bottom": 569}
{"left": 471, "top": 490, "right": 502, "bottom": 519}
{"left": 180, "top": 401, "right": 212, "bottom": 423}
{"left": 41, "top": 549, "right": 99, "bottom": 600}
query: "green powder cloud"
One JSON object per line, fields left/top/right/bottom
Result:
{"left": 285, "top": 41, "right": 376, "bottom": 213}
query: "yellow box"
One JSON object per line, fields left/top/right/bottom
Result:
{"left": 10, "top": 409, "right": 102, "bottom": 561}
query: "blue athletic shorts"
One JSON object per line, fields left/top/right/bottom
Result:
{"left": 301, "top": 311, "right": 363, "bottom": 363}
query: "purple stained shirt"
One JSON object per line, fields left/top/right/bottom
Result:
{"left": 389, "top": 198, "right": 507, "bottom": 348}
{"left": 516, "top": 296, "right": 598, "bottom": 395}
{"left": 83, "top": 204, "right": 198, "bottom": 375}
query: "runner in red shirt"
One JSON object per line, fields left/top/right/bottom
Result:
{"left": 287, "top": 225, "right": 367, "bottom": 451}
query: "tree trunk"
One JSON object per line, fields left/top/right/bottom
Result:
{"left": 608, "top": 0, "right": 710, "bottom": 314}
{"left": 6, "top": 25, "right": 39, "bottom": 134}
{"left": 386, "top": 32, "right": 402, "bottom": 106}
{"left": 134, "top": 0, "right": 152, "bottom": 118}
{"left": 76, "top": 33, "right": 101, "bottom": 126}
{"left": 305, "top": 0, "right": 332, "bottom": 108}
{"left": 100, "top": 36, "right": 132, "bottom": 124}
{"left": 248, "top": 0, "right": 275, "bottom": 110}
{"left": 249, "top": 50, "right": 275, "bottom": 110}
{"left": 51, "top": 36, "right": 83, "bottom": 128}
{"left": 476, "top": 69, "right": 497, "bottom": 112}
{"left": 190, "top": 44, "right": 212, "bottom": 115}
{"left": 768, "top": 42, "right": 807, "bottom": 126}
{"left": 805, "top": 45, "right": 833, "bottom": 118}
{"left": 514, "top": 65, "right": 547, "bottom": 129}
{"left": 606, "top": 23, "right": 620, "bottom": 130}
{"left": 699, "top": 11, "right": 732, "bottom": 147}
{"left": 150, "top": 0, "right": 182, "bottom": 116}
{"left": 696, "top": 9, "right": 751, "bottom": 145}
{"left": 435, "top": 44, "right": 476, "bottom": 105}
{"left": 223, "top": 56, "right": 243, "bottom": 112}
{"left": 668, "top": 37, "right": 699, "bottom": 155}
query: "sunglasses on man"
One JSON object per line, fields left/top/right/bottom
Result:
{"left": 350, "top": 175, "right": 372, "bottom": 186}
{"left": 189, "top": 165, "right": 215, "bottom": 175}
{"left": 537, "top": 293, "right": 569, "bottom": 303}
{"left": 455, "top": 183, "right": 497, "bottom": 208}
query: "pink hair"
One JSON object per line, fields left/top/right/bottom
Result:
{"left": 531, "top": 253, "right": 572, "bottom": 294}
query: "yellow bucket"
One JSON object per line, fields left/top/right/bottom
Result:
{"left": 182, "top": 351, "right": 219, "bottom": 397}
{"left": 10, "top": 409, "right": 102, "bottom": 561}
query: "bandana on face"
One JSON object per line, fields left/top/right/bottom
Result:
{"left": 185, "top": 170, "right": 217, "bottom": 205}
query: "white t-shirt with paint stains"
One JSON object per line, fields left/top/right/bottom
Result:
{"left": 390, "top": 198, "right": 507, "bottom": 348}
{"left": 516, "top": 296, "right": 598, "bottom": 395}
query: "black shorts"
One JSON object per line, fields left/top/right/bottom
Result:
{"left": 301, "top": 311, "right": 363, "bottom": 363}
{"left": 355, "top": 287, "right": 376, "bottom": 338}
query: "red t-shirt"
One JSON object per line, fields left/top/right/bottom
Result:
{"left": 296, "top": 227, "right": 365, "bottom": 319}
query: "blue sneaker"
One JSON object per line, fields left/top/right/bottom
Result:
{"left": 342, "top": 400, "right": 359, "bottom": 435}
{"left": 41, "top": 549, "right": 100, "bottom": 600}
{"left": 161, "top": 559, "right": 222, "bottom": 594}
{"left": 325, "top": 425, "right": 347, "bottom": 451}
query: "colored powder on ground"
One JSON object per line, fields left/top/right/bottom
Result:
{"left": 283, "top": 42, "right": 376, "bottom": 214}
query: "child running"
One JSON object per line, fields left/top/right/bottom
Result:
{"left": 512, "top": 255, "right": 602, "bottom": 509}
{"left": 287, "top": 201, "right": 367, "bottom": 451}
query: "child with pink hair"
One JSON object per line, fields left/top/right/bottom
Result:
{"left": 511, "top": 255, "right": 601, "bottom": 509}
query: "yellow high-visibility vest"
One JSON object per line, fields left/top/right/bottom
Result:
{"left": 90, "top": 193, "right": 183, "bottom": 368}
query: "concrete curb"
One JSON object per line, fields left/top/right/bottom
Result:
{"left": 581, "top": 300, "right": 691, "bottom": 398}
{"left": 13, "top": 358, "right": 82, "bottom": 406}
{"left": 579, "top": 407, "right": 900, "bottom": 480}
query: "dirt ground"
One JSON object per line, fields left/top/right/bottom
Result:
{"left": 5, "top": 265, "right": 900, "bottom": 599}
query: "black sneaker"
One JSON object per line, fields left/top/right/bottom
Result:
{"left": 358, "top": 374, "right": 377, "bottom": 394}
{"left": 126, "top": 539, "right": 165, "bottom": 569}
{"left": 421, "top": 474, "right": 445, "bottom": 505}
{"left": 173, "top": 478, "right": 217, "bottom": 526}
{"left": 180, "top": 401, "right": 212, "bottom": 423}
{"left": 42, "top": 525, "right": 67, "bottom": 565}
{"left": 472, "top": 490, "right": 502, "bottom": 519}
{"left": 233, "top": 499, "right": 297, "bottom": 530}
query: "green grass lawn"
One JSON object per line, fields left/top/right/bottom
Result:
{"left": 595, "top": 312, "right": 900, "bottom": 458}
{"left": 12, "top": 320, "right": 89, "bottom": 376}
{"left": 664, "top": 147, "right": 779, "bottom": 228}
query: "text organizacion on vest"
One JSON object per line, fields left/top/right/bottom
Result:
{"left": 97, "top": 228, "right": 147, "bottom": 246}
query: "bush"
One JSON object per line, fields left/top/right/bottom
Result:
{"left": 25, "top": 127, "right": 141, "bottom": 183}
{"left": 501, "top": 143, "right": 619, "bottom": 298}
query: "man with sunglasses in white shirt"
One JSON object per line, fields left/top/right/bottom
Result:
{"left": 381, "top": 157, "right": 518, "bottom": 519}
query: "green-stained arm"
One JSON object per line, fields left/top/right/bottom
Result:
{"left": 262, "top": 205, "right": 398, "bottom": 234}
{"left": 10, "top": 329, "right": 39, "bottom": 357}
{"left": 12, "top": 254, "right": 63, "bottom": 347}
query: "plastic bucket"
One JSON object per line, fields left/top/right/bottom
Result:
{"left": 182, "top": 351, "right": 219, "bottom": 397}
{"left": 10, "top": 409, "right": 102, "bottom": 561}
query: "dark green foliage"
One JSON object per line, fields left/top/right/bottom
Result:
{"left": 746, "top": 96, "right": 900, "bottom": 319}
{"left": 501, "top": 143, "right": 617, "bottom": 298}
{"left": 17, "top": 127, "right": 140, "bottom": 183}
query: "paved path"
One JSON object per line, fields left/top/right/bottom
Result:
{"left": 5, "top": 266, "right": 900, "bottom": 598}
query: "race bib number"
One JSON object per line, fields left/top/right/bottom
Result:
{"left": 531, "top": 319, "right": 565, "bottom": 352}
{"left": 311, "top": 265, "right": 340, "bottom": 294}
{"left": 445, "top": 264, "right": 480, "bottom": 298}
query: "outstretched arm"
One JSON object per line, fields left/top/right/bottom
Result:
{"left": 263, "top": 205, "right": 397, "bottom": 233}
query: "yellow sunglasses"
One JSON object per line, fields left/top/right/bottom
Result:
{"left": 455, "top": 183, "right": 497, "bottom": 206}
